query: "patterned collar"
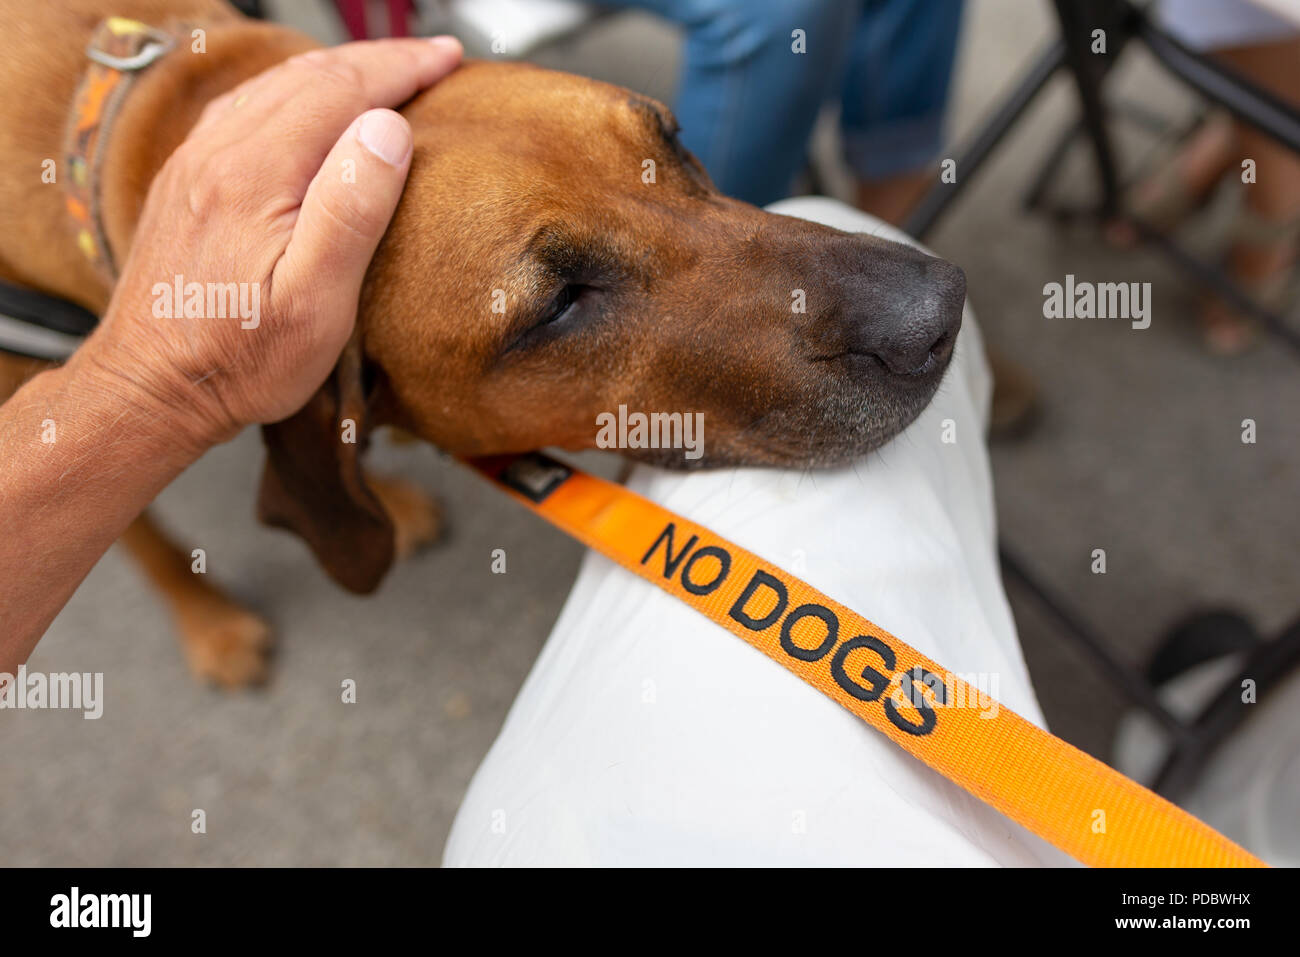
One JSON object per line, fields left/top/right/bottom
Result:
{"left": 64, "top": 17, "right": 180, "bottom": 279}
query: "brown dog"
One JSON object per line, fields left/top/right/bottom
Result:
{"left": 0, "top": 0, "right": 964, "bottom": 685}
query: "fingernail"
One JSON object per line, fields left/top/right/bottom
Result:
{"left": 427, "top": 35, "right": 461, "bottom": 55}
{"left": 358, "top": 110, "right": 411, "bottom": 166}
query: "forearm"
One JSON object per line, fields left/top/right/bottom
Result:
{"left": 0, "top": 346, "right": 207, "bottom": 666}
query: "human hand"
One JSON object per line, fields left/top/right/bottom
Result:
{"left": 80, "top": 36, "right": 462, "bottom": 455}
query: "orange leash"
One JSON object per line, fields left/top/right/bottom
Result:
{"left": 469, "top": 452, "right": 1266, "bottom": 868}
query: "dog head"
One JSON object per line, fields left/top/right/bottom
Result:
{"left": 260, "top": 61, "right": 965, "bottom": 590}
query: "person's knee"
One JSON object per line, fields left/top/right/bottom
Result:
{"left": 682, "top": 0, "right": 855, "bottom": 68}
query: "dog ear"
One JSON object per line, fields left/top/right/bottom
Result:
{"left": 256, "top": 334, "right": 395, "bottom": 593}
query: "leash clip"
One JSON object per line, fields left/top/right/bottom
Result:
{"left": 85, "top": 21, "right": 175, "bottom": 72}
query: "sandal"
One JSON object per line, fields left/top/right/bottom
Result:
{"left": 1108, "top": 110, "right": 1237, "bottom": 245}
{"left": 1201, "top": 203, "right": 1300, "bottom": 355}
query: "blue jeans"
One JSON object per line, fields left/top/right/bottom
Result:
{"left": 602, "top": 0, "right": 964, "bottom": 206}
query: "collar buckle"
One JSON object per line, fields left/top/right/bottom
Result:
{"left": 85, "top": 19, "right": 175, "bottom": 72}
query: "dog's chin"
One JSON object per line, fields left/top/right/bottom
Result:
{"left": 622, "top": 365, "right": 947, "bottom": 472}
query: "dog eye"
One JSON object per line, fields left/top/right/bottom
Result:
{"left": 537, "top": 284, "right": 583, "bottom": 328}
{"left": 504, "top": 282, "right": 601, "bottom": 355}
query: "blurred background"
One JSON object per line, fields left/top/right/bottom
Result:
{"left": 5, "top": 0, "right": 1297, "bottom": 864}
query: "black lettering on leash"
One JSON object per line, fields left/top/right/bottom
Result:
{"left": 729, "top": 571, "right": 787, "bottom": 630}
{"left": 887, "top": 668, "right": 947, "bottom": 736}
{"left": 640, "top": 521, "right": 938, "bottom": 735}
{"left": 831, "top": 635, "right": 894, "bottom": 701}
{"left": 779, "top": 604, "right": 838, "bottom": 661}
{"left": 681, "top": 545, "right": 730, "bottom": 595}
{"left": 641, "top": 522, "right": 699, "bottom": 579}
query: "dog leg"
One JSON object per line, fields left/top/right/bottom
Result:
{"left": 119, "top": 511, "right": 271, "bottom": 688}
{"left": 366, "top": 474, "right": 444, "bottom": 560}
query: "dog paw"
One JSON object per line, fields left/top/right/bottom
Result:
{"left": 177, "top": 602, "right": 273, "bottom": 689}
{"left": 368, "top": 475, "right": 444, "bottom": 560}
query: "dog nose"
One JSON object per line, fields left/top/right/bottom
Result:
{"left": 841, "top": 246, "right": 966, "bottom": 377}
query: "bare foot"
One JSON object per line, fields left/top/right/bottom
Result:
{"left": 1202, "top": 224, "right": 1295, "bottom": 355}
{"left": 1106, "top": 113, "right": 1238, "bottom": 248}
{"left": 855, "top": 169, "right": 937, "bottom": 228}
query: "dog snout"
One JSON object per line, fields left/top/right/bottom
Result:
{"left": 829, "top": 240, "right": 965, "bottom": 377}
{"left": 853, "top": 255, "right": 965, "bottom": 376}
